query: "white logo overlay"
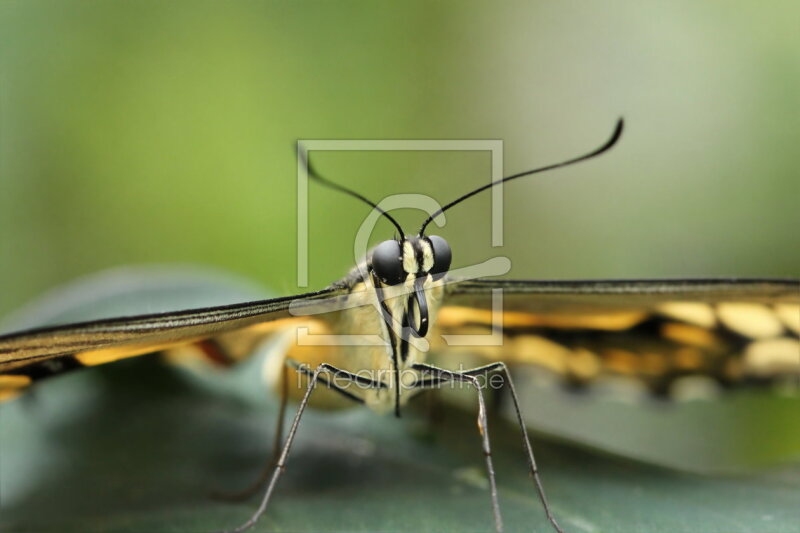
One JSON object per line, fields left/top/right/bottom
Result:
{"left": 288, "top": 139, "right": 510, "bottom": 388}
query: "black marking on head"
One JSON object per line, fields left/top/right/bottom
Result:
{"left": 412, "top": 238, "right": 425, "bottom": 275}
{"left": 407, "top": 276, "right": 429, "bottom": 338}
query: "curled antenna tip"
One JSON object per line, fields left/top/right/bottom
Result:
{"left": 418, "top": 117, "right": 625, "bottom": 235}
{"left": 610, "top": 117, "right": 624, "bottom": 144}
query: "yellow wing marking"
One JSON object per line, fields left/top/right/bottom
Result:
{"left": 509, "top": 335, "right": 572, "bottom": 374}
{"left": 743, "top": 338, "right": 800, "bottom": 377}
{"left": 657, "top": 302, "right": 716, "bottom": 328}
{"left": 438, "top": 306, "right": 647, "bottom": 331}
{"left": 0, "top": 375, "right": 32, "bottom": 401}
{"left": 564, "top": 348, "right": 602, "bottom": 381}
{"left": 717, "top": 303, "right": 785, "bottom": 338}
{"left": 433, "top": 297, "right": 800, "bottom": 394}
{"left": 162, "top": 317, "right": 311, "bottom": 369}
{"left": 76, "top": 340, "right": 204, "bottom": 366}
{"left": 775, "top": 304, "right": 800, "bottom": 334}
{"left": 660, "top": 323, "right": 721, "bottom": 349}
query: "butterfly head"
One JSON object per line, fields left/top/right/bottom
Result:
{"left": 370, "top": 235, "right": 451, "bottom": 286}
{"left": 369, "top": 235, "right": 451, "bottom": 338}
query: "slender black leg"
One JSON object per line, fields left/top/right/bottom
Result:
{"left": 414, "top": 362, "right": 565, "bottom": 533}
{"left": 411, "top": 363, "right": 504, "bottom": 533}
{"left": 272, "top": 361, "right": 290, "bottom": 461}
{"left": 222, "top": 362, "right": 385, "bottom": 533}
{"left": 212, "top": 361, "right": 292, "bottom": 502}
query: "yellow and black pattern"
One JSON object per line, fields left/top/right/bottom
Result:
{"left": 0, "top": 288, "right": 343, "bottom": 400}
{"left": 0, "top": 278, "right": 797, "bottom": 402}
{"left": 437, "top": 279, "right": 799, "bottom": 399}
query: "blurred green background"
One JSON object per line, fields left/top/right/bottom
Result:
{"left": 1, "top": 1, "right": 799, "bottom": 320}
{"left": 1, "top": 3, "right": 799, "bottom": 532}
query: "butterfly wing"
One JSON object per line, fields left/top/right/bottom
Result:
{"left": 0, "top": 286, "right": 347, "bottom": 397}
{"left": 3, "top": 276, "right": 797, "bottom": 402}
{"left": 435, "top": 278, "right": 800, "bottom": 395}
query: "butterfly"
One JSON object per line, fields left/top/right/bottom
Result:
{"left": 0, "top": 118, "right": 798, "bottom": 533}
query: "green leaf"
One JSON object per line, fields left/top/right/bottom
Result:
{"left": 2, "top": 355, "right": 798, "bottom": 533}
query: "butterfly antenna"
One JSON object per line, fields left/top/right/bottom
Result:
{"left": 297, "top": 144, "right": 406, "bottom": 238}
{"left": 418, "top": 118, "right": 625, "bottom": 235}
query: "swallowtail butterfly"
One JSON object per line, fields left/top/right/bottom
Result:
{"left": 1, "top": 119, "right": 797, "bottom": 533}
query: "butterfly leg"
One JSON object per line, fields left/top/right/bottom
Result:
{"left": 411, "top": 363, "right": 504, "bottom": 533}
{"left": 222, "top": 362, "right": 384, "bottom": 533}
{"left": 236, "top": 356, "right": 376, "bottom": 498}
{"left": 415, "top": 362, "right": 566, "bottom": 533}
{"left": 212, "top": 362, "right": 293, "bottom": 502}
{"left": 272, "top": 361, "right": 290, "bottom": 462}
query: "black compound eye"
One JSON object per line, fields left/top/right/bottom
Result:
{"left": 426, "top": 235, "right": 451, "bottom": 280}
{"left": 371, "top": 239, "right": 405, "bottom": 285}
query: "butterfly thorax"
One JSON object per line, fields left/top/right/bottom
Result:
{"left": 333, "top": 237, "right": 445, "bottom": 414}
{"left": 262, "top": 236, "right": 449, "bottom": 415}
{"left": 332, "top": 272, "right": 444, "bottom": 414}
